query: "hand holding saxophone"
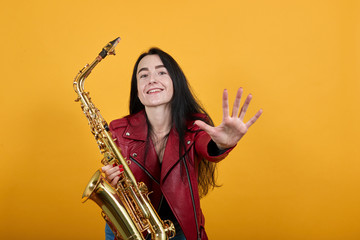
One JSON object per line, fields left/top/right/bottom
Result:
{"left": 194, "top": 87, "right": 263, "bottom": 150}
{"left": 102, "top": 164, "right": 124, "bottom": 187}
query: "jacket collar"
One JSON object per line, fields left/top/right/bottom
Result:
{"left": 124, "top": 110, "right": 197, "bottom": 141}
{"left": 123, "top": 110, "right": 148, "bottom": 141}
{"left": 125, "top": 109, "right": 197, "bottom": 183}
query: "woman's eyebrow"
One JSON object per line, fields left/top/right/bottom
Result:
{"left": 138, "top": 65, "right": 166, "bottom": 74}
{"left": 155, "top": 65, "right": 165, "bottom": 69}
{"left": 138, "top": 67, "right": 148, "bottom": 74}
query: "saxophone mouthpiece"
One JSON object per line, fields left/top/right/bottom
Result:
{"left": 99, "top": 37, "right": 121, "bottom": 59}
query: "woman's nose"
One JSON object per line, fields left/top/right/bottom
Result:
{"left": 149, "top": 73, "right": 157, "bottom": 83}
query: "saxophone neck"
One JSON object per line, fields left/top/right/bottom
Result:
{"left": 73, "top": 37, "right": 121, "bottom": 94}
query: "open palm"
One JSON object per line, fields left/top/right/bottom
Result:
{"left": 195, "top": 88, "right": 263, "bottom": 150}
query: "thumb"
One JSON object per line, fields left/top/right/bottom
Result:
{"left": 194, "top": 120, "right": 214, "bottom": 135}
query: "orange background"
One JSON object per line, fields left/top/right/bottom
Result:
{"left": 1, "top": 0, "right": 359, "bottom": 239}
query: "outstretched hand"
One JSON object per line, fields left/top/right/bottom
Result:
{"left": 194, "top": 88, "right": 263, "bottom": 150}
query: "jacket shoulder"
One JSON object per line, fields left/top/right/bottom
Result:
{"left": 109, "top": 116, "right": 129, "bottom": 131}
{"left": 109, "top": 111, "right": 148, "bottom": 142}
{"left": 109, "top": 110, "right": 146, "bottom": 129}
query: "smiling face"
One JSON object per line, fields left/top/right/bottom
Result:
{"left": 136, "top": 54, "right": 174, "bottom": 109}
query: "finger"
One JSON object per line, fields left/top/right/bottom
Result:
{"left": 232, "top": 87, "right": 243, "bottom": 117}
{"left": 222, "top": 89, "right": 229, "bottom": 120}
{"left": 103, "top": 165, "right": 119, "bottom": 176}
{"left": 194, "top": 120, "right": 215, "bottom": 136}
{"left": 111, "top": 175, "right": 120, "bottom": 187}
{"left": 245, "top": 109, "right": 263, "bottom": 128}
{"left": 239, "top": 94, "right": 252, "bottom": 120}
{"left": 109, "top": 170, "right": 121, "bottom": 181}
{"left": 101, "top": 165, "right": 112, "bottom": 172}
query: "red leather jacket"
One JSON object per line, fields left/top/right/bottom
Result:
{"left": 109, "top": 110, "right": 233, "bottom": 240}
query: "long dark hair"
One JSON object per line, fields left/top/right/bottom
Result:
{"left": 129, "top": 48, "right": 219, "bottom": 197}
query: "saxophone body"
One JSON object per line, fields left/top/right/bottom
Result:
{"left": 73, "top": 38, "right": 175, "bottom": 240}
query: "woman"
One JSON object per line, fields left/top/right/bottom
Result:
{"left": 102, "top": 48, "right": 262, "bottom": 240}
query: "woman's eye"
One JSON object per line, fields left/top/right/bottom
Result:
{"left": 139, "top": 74, "right": 148, "bottom": 79}
{"left": 159, "top": 71, "right": 167, "bottom": 75}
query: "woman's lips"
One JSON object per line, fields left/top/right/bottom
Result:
{"left": 147, "top": 88, "right": 163, "bottom": 94}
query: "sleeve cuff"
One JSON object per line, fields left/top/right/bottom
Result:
{"left": 207, "top": 140, "right": 229, "bottom": 156}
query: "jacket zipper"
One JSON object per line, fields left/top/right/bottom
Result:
{"left": 183, "top": 157, "right": 201, "bottom": 240}
{"left": 130, "top": 156, "right": 160, "bottom": 185}
{"left": 131, "top": 151, "right": 200, "bottom": 239}
{"left": 130, "top": 156, "right": 164, "bottom": 215}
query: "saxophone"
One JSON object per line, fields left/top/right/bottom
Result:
{"left": 73, "top": 37, "right": 175, "bottom": 240}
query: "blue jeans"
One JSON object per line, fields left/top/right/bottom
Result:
{"left": 105, "top": 223, "right": 115, "bottom": 240}
{"left": 105, "top": 223, "right": 186, "bottom": 240}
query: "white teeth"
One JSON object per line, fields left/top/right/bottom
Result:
{"left": 148, "top": 89, "right": 162, "bottom": 94}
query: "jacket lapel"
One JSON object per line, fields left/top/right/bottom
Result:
{"left": 160, "top": 127, "right": 193, "bottom": 184}
{"left": 123, "top": 111, "right": 161, "bottom": 183}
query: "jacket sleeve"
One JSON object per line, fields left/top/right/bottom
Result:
{"left": 194, "top": 130, "right": 235, "bottom": 163}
